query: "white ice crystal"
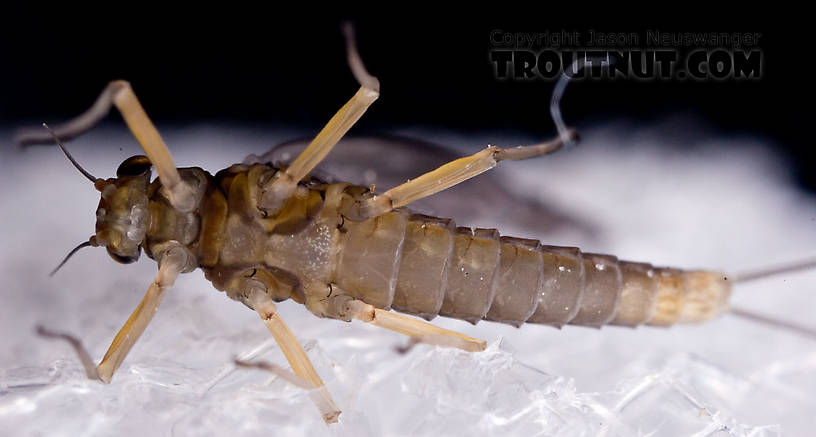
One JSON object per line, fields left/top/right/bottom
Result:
{"left": 0, "top": 121, "right": 813, "bottom": 436}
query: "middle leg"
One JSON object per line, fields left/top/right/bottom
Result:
{"left": 245, "top": 284, "right": 341, "bottom": 424}
{"left": 258, "top": 23, "right": 380, "bottom": 213}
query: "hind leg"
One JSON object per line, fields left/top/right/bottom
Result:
{"left": 342, "top": 130, "right": 578, "bottom": 220}
{"left": 306, "top": 287, "right": 486, "bottom": 353}
{"left": 349, "top": 301, "right": 487, "bottom": 352}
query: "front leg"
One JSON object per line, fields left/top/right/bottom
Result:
{"left": 37, "top": 245, "right": 189, "bottom": 383}
{"left": 16, "top": 80, "right": 196, "bottom": 212}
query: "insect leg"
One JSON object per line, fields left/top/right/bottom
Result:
{"left": 345, "top": 129, "right": 579, "bottom": 220}
{"left": 15, "top": 81, "right": 196, "bottom": 212}
{"left": 343, "top": 298, "right": 487, "bottom": 352}
{"left": 233, "top": 359, "right": 314, "bottom": 390}
{"left": 246, "top": 286, "right": 341, "bottom": 424}
{"left": 37, "top": 246, "right": 187, "bottom": 383}
{"left": 258, "top": 23, "right": 379, "bottom": 213}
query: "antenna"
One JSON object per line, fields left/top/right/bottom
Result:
{"left": 50, "top": 240, "right": 93, "bottom": 276}
{"left": 43, "top": 122, "right": 99, "bottom": 183}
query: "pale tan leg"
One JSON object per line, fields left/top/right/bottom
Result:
{"left": 247, "top": 287, "right": 341, "bottom": 424}
{"left": 234, "top": 359, "right": 313, "bottom": 390}
{"left": 351, "top": 129, "right": 579, "bottom": 219}
{"left": 37, "top": 248, "right": 187, "bottom": 383}
{"left": 344, "top": 299, "right": 486, "bottom": 352}
{"left": 259, "top": 23, "right": 380, "bottom": 213}
{"left": 15, "top": 81, "right": 196, "bottom": 212}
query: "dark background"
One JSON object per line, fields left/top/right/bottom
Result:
{"left": 1, "top": 11, "right": 813, "bottom": 189}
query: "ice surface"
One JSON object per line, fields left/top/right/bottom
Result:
{"left": 0, "top": 120, "right": 814, "bottom": 436}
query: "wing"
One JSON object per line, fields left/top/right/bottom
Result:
{"left": 244, "top": 135, "right": 598, "bottom": 240}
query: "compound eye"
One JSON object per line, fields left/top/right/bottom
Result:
{"left": 116, "top": 155, "right": 152, "bottom": 177}
{"left": 106, "top": 246, "right": 140, "bottom": 264}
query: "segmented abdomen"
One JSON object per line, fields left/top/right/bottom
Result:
{"left": 332, "top": 209, "right": 732, "bottom": 328}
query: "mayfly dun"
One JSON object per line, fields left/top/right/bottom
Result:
{"left": 14, "top": 22, "right": 816, "bottom": 429}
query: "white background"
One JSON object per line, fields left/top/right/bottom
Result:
{"left": 1, "top": 119, "right": 814, "bottom": 436}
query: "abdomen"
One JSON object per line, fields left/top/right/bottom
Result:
{"left": 331, "top": 208, "right": 732, "bottom": 329}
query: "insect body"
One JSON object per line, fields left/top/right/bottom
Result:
{"left": 17, "top": 24, "right": 756, "bottom": 425}
{"left": 106, "top": 158, "right": 732, "bottom": 329}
